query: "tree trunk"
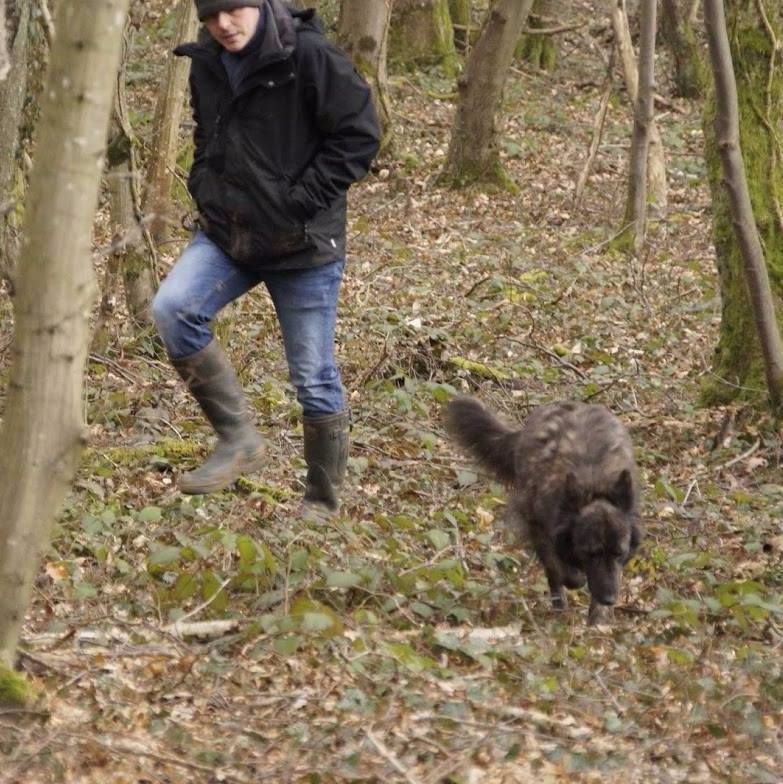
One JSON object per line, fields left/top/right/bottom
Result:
{"left": 660, "top": 0, "right": 706, "bottom": 99}
{"left": 389, "top": 0, "right": 457, "bottom": 75}
{"left": 623, "top": 0, "right": 657, "bottom": 253}
{"left": 338, "top": 0, "right": 392, "bottom": 150}
{"left": 95, "top": 28, "right": 156, "bottom": 341}
{"left": 517, "top": 0, "right": 558, "bottom": 71}
{"left": 145, "top": 0, "right": 199, "bottom": 246}
{"left": 0, "top": 0, "right": 32, "bottom": 290}
{"left": 0, "top": 0, "right": 130, "bottom": 672}
{"left": 441, "top": 0, "right": 532, "bottom": 188}
{"left": 609, "top": 0, "right": 667, "bottom": 225}
{"left": 701, "top": 0, "right": 783, "bottom": 409}
{"left": 0, "top": 0, "right": 9, "bottom": 81}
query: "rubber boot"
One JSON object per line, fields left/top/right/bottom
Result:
{"left": 172, "top": 340, "right": 265, "bottom": 494}
{"left": 301, "top": 410, "right": 350, "bottom": 517}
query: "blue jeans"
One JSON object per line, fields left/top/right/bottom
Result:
{"left": 152, "top": 231, "right": 345, "bottom": 417}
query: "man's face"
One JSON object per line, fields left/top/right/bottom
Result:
{"left": 204, "top": 7, "right": 260, "bottom": 53}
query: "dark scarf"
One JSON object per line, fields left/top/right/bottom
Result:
{"left": 220, "top": 4, "right": 266, "bottom": 92}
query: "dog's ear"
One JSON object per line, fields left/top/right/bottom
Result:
{"left": 608, "top": 469, "right": 634, "bottom": 511}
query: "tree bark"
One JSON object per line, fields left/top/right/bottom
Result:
{"left": 0, "top": 0, "right": 32, "bottom": 289}
{"left": 517, "top": 0, "right": 558, "bottom": 71}
{"left": 660, "top": 0, "right": 706, "bottom": 98}
{"left": 610, "top": 0, "right": 667, "bottom": 224}
{"left": 0, "top": 0, "right": 130, "bottom": 670}
{"left": 0, "top": 0, "right": 9, "bottom": 81}
{"left": 98, "top": 27, "right": 156, "bottom": 337}
{"left": 623, "top": 0, "right": 657, "bottom": 253}
{"left": 702, "top": 0, "right": 783, "bottom": 410}
{"left": 145, "top": 0, "right": 199, "bottom": 246}
{"left": 338, "top": 0, "right": 392, "bottom": 150}
{"left": 441, "top": 0, "right": 533, "bottom": 188}
{"left": 389, "top": 0, "right": 457, "bottom": 75}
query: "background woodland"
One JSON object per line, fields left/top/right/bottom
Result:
{"left": 0, "top": 0, "right": 782, "bottom": 782}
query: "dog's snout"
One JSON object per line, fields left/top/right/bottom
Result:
{"left": 586, "top": 562, "right": 620, "bottom": 607}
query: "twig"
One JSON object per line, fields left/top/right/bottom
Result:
{"left": 359, "top": 336, "right": 390, "bottom": 387}
{"left": 164, "top": 619, "right": 241, "bottom": 640}
{"left": 37, "top": 0, "right": 54, "bottom": 46}
{"left": 502, "top": 336, "right": 588, "bottom": 380}
{"left": 164, "top": 577, "right": 232, "bottom": 636}
{"left": 681, "top": 478, "right": 700, "bottom": 508}
{"left": 714, "top": 438, "right": 761, "bottom": 473}
{"left": 575, "top": 46, "right": 615, "bottom": 209}
{"left": 365, "top": 729, "right": 423, "bottom": 784}
{"left": 521, "top": 21, "right": 587, "bottom": 36}
{"left": 71, "top": 733, "right": 246, "bottom": 780}
{"left": 594, "top": 668, "right": 626, "bottom": 715}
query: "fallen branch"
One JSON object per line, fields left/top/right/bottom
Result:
{"left": 365, "top": 729, "right": 423, "bottom": 784}
{"left": 165, "top": 619, "right": 241, "bottom": 640}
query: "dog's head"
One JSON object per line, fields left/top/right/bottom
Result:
{"left": 555, "top": 469, "right": 641, "bottom": 606}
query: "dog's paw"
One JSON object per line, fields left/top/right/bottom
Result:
{"left": 587, "top": 602, "right": 615, "bottom": 626}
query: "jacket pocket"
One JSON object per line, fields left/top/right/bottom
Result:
{"left": 225, "top": 170, "right": 313, "bottom": 261}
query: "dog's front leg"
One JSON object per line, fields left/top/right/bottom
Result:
{"left": 546, "top": 571, "right": 568, "bottom": 610}
{"left": 587, "top": 599, "right": 613, "bottom": 625}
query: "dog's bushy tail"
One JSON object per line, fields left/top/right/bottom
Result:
{"left": 445, "top": 395, "right": 517, "bottom": 484}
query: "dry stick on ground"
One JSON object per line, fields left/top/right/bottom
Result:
{"left": 365, "top": 729, "right": 423, "bottom": 784}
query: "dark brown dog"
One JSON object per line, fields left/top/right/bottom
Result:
{"left": 445, "top": 396, "right": 641, "bottom": 622}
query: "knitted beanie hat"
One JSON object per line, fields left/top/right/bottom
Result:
{"left": 194, "top": 0, "right": 264, "bottom": 21}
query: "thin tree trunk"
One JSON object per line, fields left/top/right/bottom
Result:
{"left": 145, "top": 0, "right": 199, "bottom": 246}
{"left": 610, "top": 0, "right": 667, "bottom": 220}
{"left": 338, "top": 0, "right": 392, "bottom": 150}
{"left": 624, "top": 0, "right": 657, "bottom": 253}
{"left": 100, "top": 27, "right": 156, "bottom": 332}
{"left": 441, "top": 0, "right": 533, "bottom": 188}
{"left": 0, "top": 0, "right": 9, "bottom": 81}
{"left": 0, "top": 0, "right": 130, "bottom": 671}
{"left": 0, "top": 0, "right": 32, "bottom": 289}
{"left": 703, "top": 0, "right": 783, "bottom": 410}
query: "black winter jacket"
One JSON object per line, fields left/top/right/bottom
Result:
{"left": 174, "top": 0, "right": 380, "bottom": 268}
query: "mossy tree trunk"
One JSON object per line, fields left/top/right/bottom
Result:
{"left": 389, "top": 0, "right": 457, "bottom": 76}
{"left": 701, "top": 0, "right": 783, "bottom": 408}
{"left": 441, "top": 0, "right": 532, "bottom": 189}
{"left": 0, "top": 0, "right": 32, "bottom": 290}
{"left": 449, "top": 0, "right": 471, "bottom": 49}
{"left": 660, "top": 0, "right": 706, "bottom": 98}
{"left": 0, "top": 0, "right": 130, "bottom": 672}
{"left": 516, "top": 0, "right": 558, "bottom": 71}
{"left": 338, "top": 0, "right": 392, "bottom": 150}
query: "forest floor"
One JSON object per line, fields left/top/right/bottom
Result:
{"left": 1, "top": 5, "right": 782, "bottom": 784}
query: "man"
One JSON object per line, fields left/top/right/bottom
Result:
{"left": 152, "top": 0, "right": 380, "bottom": 515}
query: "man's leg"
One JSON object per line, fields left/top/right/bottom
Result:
{"left": 152, "top": 232, "right": 266, "bottom": 493}
{"left": 265, "top": 259, "right": 349, "bottom": 513}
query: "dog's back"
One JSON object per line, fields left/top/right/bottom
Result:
{"left": 515, "top": 401, "right": 638, "bottom": 514}
{"left": 446, "top": 395, "right": 641, "bottom": 618}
